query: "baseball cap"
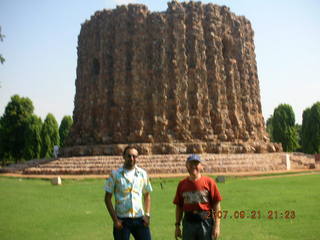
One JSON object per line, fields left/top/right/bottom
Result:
{"left": 187, "top": 154, "right": 202, "bottom": 162}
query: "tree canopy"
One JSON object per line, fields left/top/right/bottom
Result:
{"left": 0, "top": 95, "right": 75, "bottom": 164}
{"left": 0, "top": 95, "right": 35, "bottom": 163}
{"left": 59, "top": 116, "right": 73, "bottom": 147}
{"left": 272, "top": 104, "right": 299, "bottom": 152}
{"left": 41, "top": 113, "right": 60, "bottom": 158}
{"left": 266, "top": 115, "right": 274, "bottom": 141}
{"left": 23, "top": 115, "right": 42, "bottom": 160}
{"left": 301, "top": 102, "right": 320, "bottom": 154}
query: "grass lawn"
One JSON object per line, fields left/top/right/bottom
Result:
{"left": 0, "top": 173, "right": 319, "bottom": 240}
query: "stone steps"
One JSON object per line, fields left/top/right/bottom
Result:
{"left": 14, "top": 153, "right": 315, "bottom": 175}
{"left": 1, "top": 153, "right": 316, "bottom": 175}
{"left": 33, "top": 160, "right": 282, "bottom": 168}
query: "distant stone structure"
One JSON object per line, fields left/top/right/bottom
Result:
{"left": 62, "top": 1, "right": 282, "bottom": 156}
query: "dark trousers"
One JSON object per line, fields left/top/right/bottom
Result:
{"left": 182, "top": 216, "right": 214, "bottom": 240}
{"left": 113, "top": 217, "right": 151, "bottom": 240}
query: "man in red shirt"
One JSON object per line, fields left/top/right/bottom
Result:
{"left": 173, "top": 154, "right": 222, "bottom": 240}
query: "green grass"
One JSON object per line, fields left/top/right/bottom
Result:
{"left": 0, "top": 174, "right": 319, "bottom": 240}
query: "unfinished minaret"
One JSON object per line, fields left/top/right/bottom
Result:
{"left": 63, "top": 1, "right": 281, "bottom": 156}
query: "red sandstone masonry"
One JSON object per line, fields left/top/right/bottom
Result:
{"left": 63, "top": 1, "right": 282, "bottom": 156}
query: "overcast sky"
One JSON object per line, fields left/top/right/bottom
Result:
{"left": 1, "top": 0, "right": 319, "bottom": 124}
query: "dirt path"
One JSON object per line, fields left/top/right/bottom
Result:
{"left": 1, "top": 169, "right": 319, "bottom": 180}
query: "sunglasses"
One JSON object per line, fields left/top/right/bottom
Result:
{"left": 126, "top": 154, "right": 138, "bottom": 159}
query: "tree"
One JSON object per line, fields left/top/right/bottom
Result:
{"left": 0, "top": 120, "right": 5, "bottom": 164}
{"left": 0, "top": 26, "right": 5, "bottom": 64}
{"left": 0, "top": 95, "right": 34, "bottom": 164}
{"left": 59, "top": 116, "right": 73, "bottom": 147}
{"left": 266, "top": 115, "right": 274, "bottom": 141}
{"left": 23, "top": 115, "right": 42, "bottom": 160}
{"left": 41, "top": 113, "right": 60, "bottom": 158}
{"left": 301, "top": 107, "right": 312, "bottom": 153}
{"left": 301, "top": 102, "right": 320, "bottom": 153}
{"left": 272, "top": 104, "right": 299, "bottom": 152}
{"left": 295, "top": 123, "right": 302, "bottom": 151}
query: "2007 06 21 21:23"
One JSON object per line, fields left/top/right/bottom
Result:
{"left": 214, "top": 210, "right": 296, "bottom": 219}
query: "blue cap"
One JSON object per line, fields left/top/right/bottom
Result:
{"left": 187, "top": 154, "right": 202, "bottom": 162}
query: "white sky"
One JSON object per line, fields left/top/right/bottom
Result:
{"left": 0, "top": 0, "right": 319, "bottom": 124}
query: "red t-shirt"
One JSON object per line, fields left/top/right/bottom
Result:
{"left": 173, "top": 176, "right": 222, "bottom": 211}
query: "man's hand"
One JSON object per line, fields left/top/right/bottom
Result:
{"left": 143, "top": 215, "right": 150, "bottom": 227}
{"left": 212, "top": 224, "right": 220, "bottom": 239}
{"left": 175, "top": 226, "right": 182, "bottom": 239}
{"left": 114, "top": 219, "right": 123, "bottom": 230}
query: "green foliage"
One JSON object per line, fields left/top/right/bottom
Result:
{"left": 59, "top": 116, "right": 73, "bottom": 147}
{"left": 265, "top": 115, "right": 273, "bottom": 141}
{"left": 23, "top": 115, "right": 42, "bottom": 160}
{"left": 0, "top": 95, "right": 64, "bottom": 163}
{"left": 0, "top": 95, "right": 34, "bottom": 163}
{"left": 301, "top": 102, "right": 320, "bottom": 153}
{"left": 0, "top": 26, "right": 4, "bottom": 41}
{"left": 41, "top": 113, "right": 60, "bottom": 158}
{"left": 309, "top": 102, "right": 320, "bottom": 153}
{"left": 272, "top": 104, "right": 299, "bottom": 152}
{"left": 301, "top": 108, "right": 312, "bottom": 153}
{"left": 0, "top": 25, "right": 5, "bottom": 64}
{"left": 295, "top": 123, "right": 302, "bottom": 151}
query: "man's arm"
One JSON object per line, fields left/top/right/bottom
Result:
{"left": 212, "top": 201, "right": 221, "bottom": 239}
{"left": 143, "top": 192, "right": 151, "bottom": 214}
{"left": 175, "top": 205, "right": 183, "bottom": 239}
{"left": 143, "top": 192, "right": 151, "bottom": 226}
{"left": 104, "top": 192, "right": 122, "bottom": 229}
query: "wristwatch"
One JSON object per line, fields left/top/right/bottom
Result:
{"left": 145, "top": 212, "right": 150, "bottom": 217}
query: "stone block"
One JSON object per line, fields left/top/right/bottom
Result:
{"left": 51, "top": 176, "right": 62, "bottom": 185}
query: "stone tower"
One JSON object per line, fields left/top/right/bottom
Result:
{"left": 62, "top": 1, "right": 281, "bottom": 156}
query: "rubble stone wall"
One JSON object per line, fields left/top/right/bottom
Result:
{"left": 63, "top": 1, "right": 282, "bottom": 156}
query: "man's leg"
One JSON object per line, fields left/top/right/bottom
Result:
{"left": 113, "top": 218, "right": 131, "bottom": 240}
{"left": 182, "top": 218, "right": 199, "bottom": 240}
{"left": 199, "top": 218, "right": 214, "bottom": 240}
{"left": 130, "top": 218, "right": 152, "bottom": 240}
